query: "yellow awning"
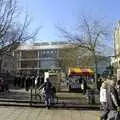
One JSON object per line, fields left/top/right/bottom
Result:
{"left": 68, "top": 67, "right": 94, "bottom": 76}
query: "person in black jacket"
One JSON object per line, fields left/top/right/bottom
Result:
{"left": 116, "top": 80, "right": 120, "bottom": 99}
{"left": 39, "top": 78, "right": 53, "bottom": 108}
{"left": 106, "top": 79, "right": 120, "bottom": 120}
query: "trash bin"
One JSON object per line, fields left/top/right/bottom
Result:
{"left": 87, "top": 90, "right": 95, "bottom": 104}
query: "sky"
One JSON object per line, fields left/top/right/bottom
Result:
{"left": 18, "top": 0, "right": 120, "bottom": 46}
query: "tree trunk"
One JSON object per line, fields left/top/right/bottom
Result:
{"left": 93, "top": 51, "right": 98, "bottom": 88}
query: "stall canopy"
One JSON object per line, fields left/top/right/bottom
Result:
{"left": 68, "top": 67, "right": 94, "bottom": 76}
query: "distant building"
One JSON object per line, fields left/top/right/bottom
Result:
{"left": 111, "top": 21, "right": 120, "bottom": 80}
{"left": 15, "top": 42, "right": 70, "bottom": 75}
{"left": 15, "top": 42, "right": 110, "bottom": 76}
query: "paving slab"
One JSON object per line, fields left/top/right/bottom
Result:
{"left": 0, "top": 106, "right": 100, "bottom": 120}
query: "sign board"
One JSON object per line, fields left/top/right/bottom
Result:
{"left": 44, "top": 72, "right": 49, "bottom": 82}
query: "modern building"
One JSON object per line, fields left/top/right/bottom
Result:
{"left": 15, "top": 42, "right": 111, "bottom": 76}
{"left": 15, "top": 42, "right": 71, "bottom": 75}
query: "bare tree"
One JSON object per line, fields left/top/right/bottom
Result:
{"left": 0, "top": 0, "right": 40, "bottom": 74}
{"left": 59, "top": 45, "right": 92, "bottom": 73}
{"left": 57, "top": 16, "right": 110, "bottom": 86}
{"left": 59, "top": 46, "right": 79, "bottom": 72}
{"left": 0, "top": 0, "right": 40, "bottom": 55}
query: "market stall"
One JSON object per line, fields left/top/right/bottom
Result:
{"left": 68, "top": 67, "right": 94, "bottom": 92}
{"left": 68, "top": 68, "right": 94, "bottom": 76}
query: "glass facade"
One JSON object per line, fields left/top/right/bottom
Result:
{"left": 40, "top": 49, "right": 58, "bottom": 58}
{"left": 40, "top": 59, "right": 58, "bottom": 69}
{"left": 21, "top": 60, "right": 38, "bottom": 68}
{"left": 21, "top": 50, "right": 38, "bottom": 59}
{"left": 17, "top": 48, "right": 60, "bottom": 71}
{"left": 39, "top": 49, "right": 58, "bottom": 69}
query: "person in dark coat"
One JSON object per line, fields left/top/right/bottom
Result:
{"left": 37, "top": 76, "right": 40, "bottom": 87}
{"left": 116, "top": 80, "right": 120, "bottom": 99}
{"left": 106, "top": 79, "right": 120, "bottom": 120}
{"left": 25, "top": 76, "right": 30, "bottom": 91}
{"left": 14, "top": 76, "right": 17, "bottom": 87}
{"left": 17, "top": 76, "right": 21, "bottom": 87}
{"left": 21, "top": 76, "right": 25, "bottom": 88}
{"left": 82, "top": 78, "right": 87, "bottom": 94}
{"left": 39, "top": 78, "right": 53, "bottom": 108}
{"left": 97, "top": 77, "right": 103, "bottom": 91}
{"left": 40, "top": 76, "right": 44, "bottom": 85}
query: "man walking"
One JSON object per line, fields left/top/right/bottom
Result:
{"left": 100, "top": 81, "right": 108, "bottom": 120}
{"left": 106, "top": 79, "right": 120, "bottom": 120}
{"left": 39, "top": 77, "right": 53, "bottom": 108}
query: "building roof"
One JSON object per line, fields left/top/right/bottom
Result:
{"left": 16, "top": 42, "right": 72, "bottom": 50}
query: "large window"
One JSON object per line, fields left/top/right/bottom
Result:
{"left": 40, "top": 60, "right": 58, "bottom": 69}
{"left": 40, "top": 49, "right": 58, "bottom": 58}
{"left": 21, "top": 60, "right": 38, "bottom": 68}
{"left": 21, "top": 51, "right": 38, "bottom": 59}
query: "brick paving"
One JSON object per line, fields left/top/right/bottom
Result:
{"left": 0, "top": 106, "right": 100, "bottom": 120}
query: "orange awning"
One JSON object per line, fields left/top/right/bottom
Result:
{"left": 68, "top": 67, "right": 94, "bottom": 76}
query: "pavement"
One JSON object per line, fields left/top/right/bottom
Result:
{"left": 0, "top": 106, "right": 100, "bottom": 120}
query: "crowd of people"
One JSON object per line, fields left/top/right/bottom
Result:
{"left": 14, "top": 74, "right": 44, "bottom": 91}
{"left": 14, "top": 74, "right": 56, "bottom": 108}
{"left": 100, "top": 76, "right": 120, "bottom": 120}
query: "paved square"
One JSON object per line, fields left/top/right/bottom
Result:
{"left": 0, "top": 106, "right": 100, "bottom": 120}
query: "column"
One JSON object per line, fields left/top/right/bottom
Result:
{"left": 19, "top": 51, "right": 22, "bottom": 73}
{"left": 37, "top": 50, "right": 39, "bottom": 75}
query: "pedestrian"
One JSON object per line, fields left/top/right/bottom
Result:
{"left": 17, "top": 75, "right": 21, "bottom": 87}
{"left": 0, "top": 79, "right": 5, "bottom": 92}
{"left": 40, "top": 76, "right": 44, "bottom": 85}
{"left": 14, "top": 76, "right": 17, "bottom": 87}
{"left": 82, "top": 78, "right": 87, "bottom": 94}
{"left": 21, "top": 75, "right": 25, "bottom": 88}
{"left": 106, "top": 79, "right": 120, "bottom": 120}
{"left": 100, "top": 81, "right": 109, "bottom": 120}
{"left": 39, "top": 77, "right": 53, "bottom": 108}
{"left": 98, "top": 77, "right": 103, "bottom": 91}
{"left": 37, "top": 76, "right": 40, "bottom": 87}
{"left": 116, "top": 80, "right": 120, "bottom": 99}
{"left": 25, "top": 76, "right": 30, "bottom": 91}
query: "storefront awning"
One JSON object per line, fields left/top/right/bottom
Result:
{"left": 68, "top": 67, "right": 94, "bottom": 76}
